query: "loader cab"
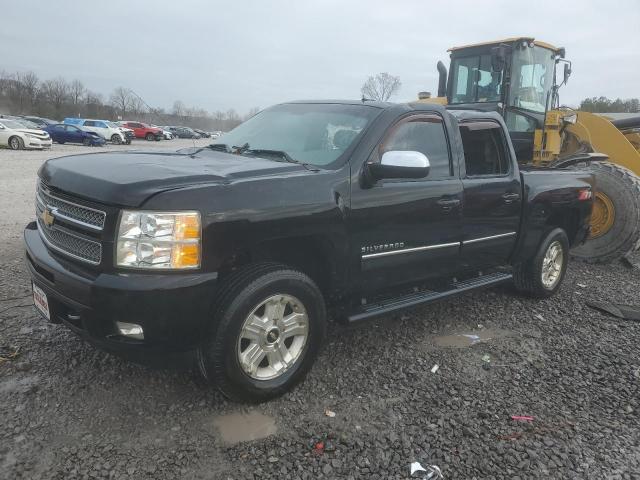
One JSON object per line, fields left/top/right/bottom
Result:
{"left": 444, "top": 38, "right": 563, "bottom": 161}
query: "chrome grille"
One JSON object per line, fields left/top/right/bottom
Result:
{"left": 37, "top": 182, "right": 105, "bottom": 230}
{"left": 36, "top": 203, "right": 102, "bottom": 264}
{"left": 35, "top": 184, "right": 104, "bottom": 265}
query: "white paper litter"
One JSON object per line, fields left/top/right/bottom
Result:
{"left": 430, "top": 364, "right": 439, "bottom": 374}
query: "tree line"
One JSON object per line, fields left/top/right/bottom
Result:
{"left": 0, "top": 70, "right": 260, "bottom": 132}
{"left": 579, "top": 96, "right": 639, "bottom": 113}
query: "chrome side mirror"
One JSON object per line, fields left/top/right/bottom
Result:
{"left": 369, "top": 150, "right": 430, "bottom": 180}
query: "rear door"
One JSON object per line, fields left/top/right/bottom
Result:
{"left": 459, "top": 119, "right": 522, "bottom": 269}
{"left": 350, "top": 113, "right": 463, "bottom": 292}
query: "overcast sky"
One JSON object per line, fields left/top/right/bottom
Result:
{"left": 2, "top": 0, "right": 638, "bottom": 113}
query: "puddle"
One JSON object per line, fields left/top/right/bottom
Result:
{"left": 433, "top": 329, "right": 512, "bottom": 348}
{"left": 212, "top": 411, "right": 277, "bottom": 445}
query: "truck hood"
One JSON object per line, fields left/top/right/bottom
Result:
{"left": 39, "top": 149, "right": 309, "bottom": 207}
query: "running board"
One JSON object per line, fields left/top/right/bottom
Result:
{"left": 346, "top": 272, "right": 512, "bottom": 323}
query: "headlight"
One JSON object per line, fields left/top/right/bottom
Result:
{"left": 116, "top": 211, "right": 201, "bottom": 269}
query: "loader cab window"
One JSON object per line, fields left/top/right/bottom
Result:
{"left": 450, "top": 54, "right": 502, "bottom": 104}
{"left": 509, "top": 46, "right": 555, "bottom": 113}
{"left": 460, "top": 121, "right": 510, "bottom": 176}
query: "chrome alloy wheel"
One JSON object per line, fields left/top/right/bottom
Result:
{"left": 541, "top": 240, "right": 564, "bottom": 289}
{"left": 237, "top": 294, "right": 309, "bottom": 380}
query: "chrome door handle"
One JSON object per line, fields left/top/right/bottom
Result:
{"left": 437, "top": 198, "right": 461, "bottom": 211}
{"left": 502, "top": 192, "right": 520, "bottom": 204}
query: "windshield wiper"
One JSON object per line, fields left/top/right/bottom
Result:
{"left": 207, "top": 143, "right": 231, "bottom": 152}
{"left": 244, "top": 149, "right": 320, "bottom": 171}
{"left": 244, "top": 149, "right": 296, "bottom": 163}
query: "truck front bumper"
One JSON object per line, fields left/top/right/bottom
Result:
{"left": 24, "top": 222, "right": 219, "bottom": 364}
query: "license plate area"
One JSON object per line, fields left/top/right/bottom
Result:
{"left": 32, "top": 282, "right": 50, "bottom": 320}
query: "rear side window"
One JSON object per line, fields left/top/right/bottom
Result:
{"left": 459, "top": 121, "right": 510, "bottom": 176}
{"left": 83, "top": 120, "right": 95, "bottom": 127}
{"left": 381, "top": 115, "right": 452, "bottom": 179}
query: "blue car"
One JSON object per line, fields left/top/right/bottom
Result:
{"left": 45, "top": 124, "right": 106, "bottom": 146}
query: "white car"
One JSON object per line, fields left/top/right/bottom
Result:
{"left": 0, "top": 119, "right": 52, "bottom": 150}
{"left": 151, "top": 124, "right": 173, "bottom": 140}
{"left": 64, "top": 118, "right": 128, "bottom": 144}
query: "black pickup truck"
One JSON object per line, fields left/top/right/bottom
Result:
{"left": 25, "top": 101, "right": 593, "bottom": 401}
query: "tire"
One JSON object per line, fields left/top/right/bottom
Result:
{"left": 145, "top": 133, "right": 154, "bottom": 141}
{"left": 82, "top": 138, "right": 91, "bottom": 146}
{"left": 111, "top": 134, "right": 122, "bottom": 145}
{"left": 198, "top": 263, "right": 326, "bottom": 402}
{"left": 571, "top": 162, "right": 640, "bottom": 263}
{"left": 8, "top": 136, "right": 24, "bottom": 150}
{"left": 513, "top": 228, "right": 569, "bottom": 298}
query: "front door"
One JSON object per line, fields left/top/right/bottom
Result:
{"left": 349, "top": 113, "right": 463, "bottom": 293}
{"left": 458, "top": 119, "right": 522, "bottom": 269}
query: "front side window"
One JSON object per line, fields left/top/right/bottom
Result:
{"left": 380, "top": 116, "right": 452, "bottom": 179}
{"left": 460, "top": 121, "right": 510, "bottom": 176}
{"left": 450, "top": 54, "right": 502, "bottom": 104}
{"left": 217, "top": 103, "right": 380, "bottom": 168}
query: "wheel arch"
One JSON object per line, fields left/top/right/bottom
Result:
{"left": 219, "top": 234, "right": 345, "bottom": 298}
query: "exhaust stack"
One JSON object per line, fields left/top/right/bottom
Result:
{"left": 437, "top": 61, "right": 447, "bottom": 98}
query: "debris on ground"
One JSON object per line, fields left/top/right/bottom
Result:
{"left": 410, "top": 461, "right": 444, "bottom": 479}
{"left": 577, "top": 283, "right": 587, "bottom": 288}
{"left": 534, "top": 313, "right": 545, "bottom": 321}
{"left": 0, "top": 345, "right": 20, "bottom": 363}
{"left": 431, "top": 364, "right": 439, "bottom": 374}
{"left": 324, "top": 408, "right": 336, "bottom": 418}
{"left": 511, "top": 415, "right": 535, "bottom": 422}
{"left": 309, "top": 434, "right": 336, "bottom": 455}
{"left": 586, "top": 301, "right": 640, "bottom": 321}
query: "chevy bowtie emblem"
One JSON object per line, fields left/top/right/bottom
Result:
{"left": 41, "top": 208, "right": 55, "bottom": 227}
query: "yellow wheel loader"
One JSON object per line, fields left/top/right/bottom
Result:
{"left": 419, "top": 37, "right": 640, "bottom": 263}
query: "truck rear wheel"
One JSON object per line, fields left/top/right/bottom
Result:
{"left": 571, "top": 162, "right": 640, "bottom": 263}
{"left": 514, "top": 228, "right": 569, "bottom": 298}
{"left": 198, "top": 263, "right": 326, "bottom": 402}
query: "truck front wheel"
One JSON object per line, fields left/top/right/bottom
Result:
{"left": 198, "top": 263, "right": 326, "bottom": 402}
{"left": 513, "top": 228, "right": 569, "bottom": 298}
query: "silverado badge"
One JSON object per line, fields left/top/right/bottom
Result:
{"left": 41, "top": 207, "right": 55, "bottom": 227}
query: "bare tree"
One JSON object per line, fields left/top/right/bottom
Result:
{"left": 41, "top": 77, "right": 70, "bottom": 116}
{"left": 110, "top": 86, "right": 133, "bottom": 119}
{"left": 361, "top": 72, "right": 401, "bottom": 101}
{"left": 129, "top": 96, "right": 146, "bottom": 116}
{"left": 243, "top": 107, "right": 260, "bottom": 121}
{"left": 70, "top": 79, "right": 86, "bottom": 106}
{"left": 172, "top": 100, "right": 186, "bottom": 118}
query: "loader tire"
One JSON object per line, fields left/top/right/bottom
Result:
{"left": 571, "top": 162, "right": 640, "bottom": 263}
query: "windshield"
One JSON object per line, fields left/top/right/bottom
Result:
{"left": 509, "top": 46, "right": 555, "bottom": 113}
{"left": 450, "top": 54, "right": 502, "bottom": 104}
{"left": 215, "top": 103, "right": 379, "bottom": 167}
{"left": 107, "top": 122, "right": 120, "bottom": 128}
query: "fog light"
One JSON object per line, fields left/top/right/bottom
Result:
{"left": 116, "top": 322, "right": 144, "bottom": 340}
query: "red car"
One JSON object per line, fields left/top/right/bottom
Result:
{"left": 120, "top": 121, "right": 163, "bottom": 141}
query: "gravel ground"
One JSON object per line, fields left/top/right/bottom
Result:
{"left": 1, "top": 140, "right": 639, "bottom": 479}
